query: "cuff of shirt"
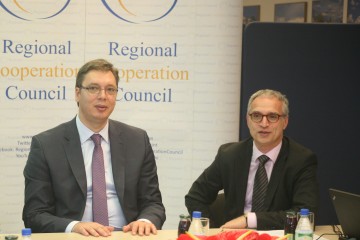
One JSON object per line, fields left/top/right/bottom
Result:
{"left": 65, "top": 220, "right": 80, "bottom": 233}
{"left": 246, "top": 212, "right": 257, "bottom": 229}
{"left": 137, "top": 218, "right": 152, "bottom": 224}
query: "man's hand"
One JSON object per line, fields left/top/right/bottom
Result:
{"left": 123, "top": 220, "right": 157, "bottom": 236}
{"left": 72, "top": 222, "right": 114, "bottom": 237}
{"left": 221, "top": 215, "right": 247, "bottom": 229}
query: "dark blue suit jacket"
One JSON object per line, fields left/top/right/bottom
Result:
{"left": 23, "top": 117, "right": 165, "bottom": 232}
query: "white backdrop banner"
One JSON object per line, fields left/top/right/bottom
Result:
{"left": 0, "top": 0, "right": 243, "bottom": 233}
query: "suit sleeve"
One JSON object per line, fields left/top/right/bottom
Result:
{"left": 135, "top": 132, "right": 166, "bottom": 229}
{"left": 185, "top": 146, "right": 225, "bottom": 218}
{"left": 23, "top": 136, "right": 73, "bottom": 233}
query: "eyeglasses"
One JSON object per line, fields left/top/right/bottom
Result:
{"left": 79, "top": 85, "right": 118, "bottom": 95}
{"left": 249, "top": 112, "right": 285, "bottom": 123}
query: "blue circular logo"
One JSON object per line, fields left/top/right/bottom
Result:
{"left": 0, "top": 0, "right": 71, "bottom": 21}
{"left": 101, "top": 0, "right": 177, "bottom": 23}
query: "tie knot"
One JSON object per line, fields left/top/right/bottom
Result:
{"left": 91, "top": 134, "right": 102, "bottom": 146}
{"left": 258, "top": 155, "right": 269, "bottom": 165}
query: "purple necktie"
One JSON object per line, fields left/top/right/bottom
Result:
{"left": 252, "top": 155, "right": 270, "bottom": 212}
{"left": 91, "top": 134, "right": 109, "bottom": 226}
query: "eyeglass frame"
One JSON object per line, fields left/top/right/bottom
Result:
{"left": 78, "top": 85, "right": 118, "bottom": 95}
{"left": 248, "top": 111, "right": 286, "bottom": 123}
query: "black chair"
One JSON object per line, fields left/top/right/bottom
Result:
{"left": 209, "top": 193, "right": 225, "bottom": 228}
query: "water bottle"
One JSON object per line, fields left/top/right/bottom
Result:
{"left": 188, "top": 211, "right": 203, "bottom": 236}
{"left": 295, "top": 209, "right": 313, "bottom": 240}
{"left": 21, "top": 228, "right": 32, "bottom": 240}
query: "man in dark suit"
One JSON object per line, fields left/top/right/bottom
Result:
{"left": 23, "top": 59, "right": 165, "bottom": 237}
{"left": 185, "top": 89, "right": 318, "bottom": 230}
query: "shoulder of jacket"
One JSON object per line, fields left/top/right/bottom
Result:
{"left": 219, "top": 137, "right": 252, "bottom": 152}
{"left": 109, "top": 119, "right": 147, "bottom": 135}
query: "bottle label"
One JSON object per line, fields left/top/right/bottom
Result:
{"left": 295, "top": 233, "right": 313, "bottom": 240}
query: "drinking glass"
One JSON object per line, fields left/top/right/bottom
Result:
{"left": 200, "top": 217, "right": 210, "bottom": 236}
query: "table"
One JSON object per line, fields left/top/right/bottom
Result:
{"left": 0, "top": 226, "right": 340, "bottom": 240}
{"left": 314, "top": 225, "right": 342, "bottom": 240}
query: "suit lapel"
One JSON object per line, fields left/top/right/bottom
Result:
{"left": 63, "top": 118, "right": 87, "bottom": 198}
{"left": 264, "top": 138, "right": 289, "bottom": 209}
{"left": 108, "top": 120, "right": 126, "bottom": 204}
{"left": 235, "top": 139, "right": 253, "bottom": 213}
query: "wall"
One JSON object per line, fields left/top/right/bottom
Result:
{"left": 243, "top": 0, "right": 351, "bottom": 23}
{"left": 240, "top": 22, "right": 360, "bottom": 225}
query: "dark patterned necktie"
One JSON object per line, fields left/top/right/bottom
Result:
{"left": 252, "top": 155, "right": 270, "bottom": 212}
{"left": 91, "top": 134, "right": 109, "bottom": 226}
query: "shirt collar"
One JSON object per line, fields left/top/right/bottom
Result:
{"left": 76, "top": 115, "right": 109, "bottom": 144}
{"left": 252, "top": 140, "right": 282, "bottom": 163}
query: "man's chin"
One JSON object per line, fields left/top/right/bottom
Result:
{"left": 92, "top": 113, "right": 112, "bottom": 123}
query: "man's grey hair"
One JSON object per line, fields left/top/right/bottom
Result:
{"left": 247, "top": 89, "right": 289, "bottom": 116}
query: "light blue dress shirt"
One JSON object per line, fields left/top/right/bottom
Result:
{"left": 65, "top": 116, "right": 127, "bottom": 232}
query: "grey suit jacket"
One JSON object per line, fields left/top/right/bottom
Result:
{"left": 185, "top": 136, "right": 318, "bottom": 230}
{"left": 23, "top": 117, "right": 165, "bottom": 233}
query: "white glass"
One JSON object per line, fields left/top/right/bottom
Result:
{"left": 200, "top": 217, "right": 210, "bottom": 236}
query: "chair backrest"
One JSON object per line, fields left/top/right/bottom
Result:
{"left": 209, "top": 193, "right": 225, "bottom": 228}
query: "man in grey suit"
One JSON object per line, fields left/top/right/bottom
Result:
{"left": 185, "top": 89, "right": 318, "bottom": 230}
{"left": 23, "top": 59, "right": 165, "bottom": 237}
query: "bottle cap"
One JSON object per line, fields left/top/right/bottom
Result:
{"left": 300, "top": 208, "right": 309, "bottom": 216}
{"left": 22, "top": 228, "right": 32, "bottom": 236}
{"left": 192, "top": 211, "right": 201, "bottom": 218}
